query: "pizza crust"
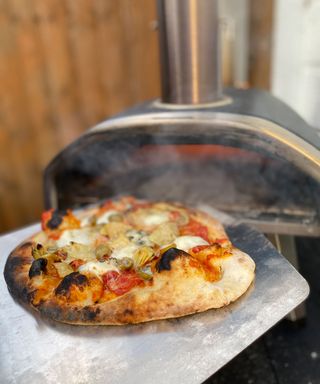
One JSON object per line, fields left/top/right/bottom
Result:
{"left": 4, "top": 240, "right": 255, "bottom": 325}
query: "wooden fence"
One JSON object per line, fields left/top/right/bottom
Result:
{"left": 0, "top": 0, "right": 160, "bottom": 232}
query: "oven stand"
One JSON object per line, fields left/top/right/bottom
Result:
{"left": 267, "top": 234, "right": 306, "bottom": 321}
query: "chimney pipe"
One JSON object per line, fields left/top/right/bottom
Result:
{"left": 157, "top": 0, "right": 223, "bottom": 105}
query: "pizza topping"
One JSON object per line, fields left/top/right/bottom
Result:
{"left": 69, "top": 259, "right": 85, "bottom": 271}
{"left": 80, "top": 215, "right": 97, "bottom": 228}
{"left": 137, "top": 265, "right": 153, "bottom": 280}
{"left": 53, "top": 262, "right": 74, "bottom": 278}
{"left": 47, "top": 245, "right": 59, "bottom": 253}
{"left": 31, "top": 243, "right": 67, "bottom": 264}
{"left": 108, "top": 234, "right": 131, "bottom": 250}
{"left": 128, "top": 208, "right": 170, "bottom": 230}
{"left": 169, "top": 210, "right": 190, "bottom": 226}
{"left": 189, "top": 245, "right": 211, "bottom": 254}
{"left": 173, "top": 236, "right": 209, "bottom": 252}
{"left": 156, "top": 247, "right": 188, "bottom": 272}
{"left": 41, "top": 209, "right": 80, "bottom": 232}
{"left": 32, "top": 243, "right": 46, "bottom": 259}
{"left": 100, "top": 222, "right": 131, "bottom": 238}
{"left": 102, "top": 270, "right": 143, "bottom": 296}
{"left": 29, "top": 258, "right": 48, "bottom": 278}
{"left": 108, "top": 213, "right": 124, "bottom": 223}
{"left": 62, "top": 243, "right": 96, "bottom": 263}
{"left": 190, "top": 243, "right": 232, "bottom": 261}
{"left": 118, "top": 257, "right": 134, "bottom": 271}
{"left": 111, "top": 244, "right": 139, "bottom": 260}
{"left": 149, "top": 222, "right": 179, "bottom": 246}
{"left": 142, "top": 210, "right": 170, "bottom": 227}
{"left": 180, "top": 219, "right": 209, "bottom": 242}
{"left": 79, "top": 261, "right": 119, "bottom": 277}
{"left": 133, "top": 246, "right": 155, "bottom": 268}
{"left": 29, "top": 198, "right": 232, "bottom": 302}
{"left": 56, "top": 228, "right": 99, "bottom": 247}
{"left": 96, "top": 210, "right": 120, "bottom": 225}
{"left": 95, "top": 244, "right": 112, "bottom": 260}
{"left": 55, "top": 272, "right": 87, "bottom": 296}
{"left": 126, "top": 230, "right": 153, "bottom": 247}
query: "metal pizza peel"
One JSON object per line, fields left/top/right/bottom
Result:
{"left": 0, "top": 209, "right": 309, "bottom": 384}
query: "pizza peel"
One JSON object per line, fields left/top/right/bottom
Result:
{"left": 0, "top": 207, "right": 309, "bottom": 384}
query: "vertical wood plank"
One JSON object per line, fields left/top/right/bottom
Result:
{"left": 65, "top": 0, "right": 105, "bottom": 126}
{"left": 119, "top": 0, "right": 160, "bottom": 102}
{"left": 93, "top": 0, "right": 133, "bottom": 115}
{"left": 249, "top": 0, "right": 274, "bottom": 90}
{"left": 0, "top": 0, "right": 37, "bottom": 229}
{"left": 9, "top": 0, "right": 57, "bottom": 155}
{"left": 33, "top": 0, "right": 84, "bottom": 146}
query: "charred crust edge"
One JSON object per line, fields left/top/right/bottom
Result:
{"left": 4, "top": 243, "right": 34, "bottom": 302}
{"left": 55, "top": 272, "right": 88, "bottom": 296}
{"left": 4, "top": 255, "right": 27, "bottom": 297}
{"left": 156, "top": 248, "right": 189, "bottom": 272}
{"left": 29, "top": 258, "right": 47, "bottom": 278}
{"left": 38, "top": 303, "right": 101, "bottom": 323}
{"left": 17, "top": 241, "right": 34, "bottom": 252}
{"left": 47, "top": 209, "right": 67, "bottom": 229}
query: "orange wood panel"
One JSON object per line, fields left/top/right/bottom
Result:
{"left": 0, "top": 0, "right": 38, "bottom": 228}
{"left": 249, "top": 0, "right": 274, "bottom": 90}
{"left": 0, "top": 0, "right": 159, "bottom": 233}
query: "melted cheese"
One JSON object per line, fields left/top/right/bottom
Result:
{"left": 174, "top": 236, "right": 209, "bottom": 252}
{"left": 142, "top": 211, "right": 169, "bottom": 227}
{"left": 96, "top": 210, "right": 119, "bottom": 225}
{"left": 80, "top": 216, "right": 93, "bottom": 227}
{"left": 126, "top": 229, "right": 153, "bottom": 247}
{"left": 79, "top": 261, "right": 119, "bottom": 276}
{"left": 111, "top": 244, "right": 139, "bottom": 260}
{"left": 56, "top": 228, "right": 98, "bottom": 247}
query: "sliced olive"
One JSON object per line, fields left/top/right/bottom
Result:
{"left": 118, "top": 257, "right": 133, "bottom": 271}
{"left": 137, "top": 266, "right": 153, "bottom": 280}
{"left": 29, "top": 258, "right": 47, "bottom": 278}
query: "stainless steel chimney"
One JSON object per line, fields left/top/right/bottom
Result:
{"left": 157, "top": 0, "right": 223, "bottom": 104}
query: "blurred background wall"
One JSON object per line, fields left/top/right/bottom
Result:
{"left": 0, "top": 0, "right": 273, "bottom": 233}
{"left": 272, "top": 0, "right": 320, "bottom": 131}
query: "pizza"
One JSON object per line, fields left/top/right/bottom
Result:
{"left": 4, "top": 196, "right": 255, "bottom": 325}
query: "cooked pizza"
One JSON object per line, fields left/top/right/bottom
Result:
{"left": 4, "top": 196, "right": 255, "bottom": 325}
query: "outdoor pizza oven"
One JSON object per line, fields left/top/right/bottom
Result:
{"left": 44, "top": 0, "right": 320, "bottom": 242}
